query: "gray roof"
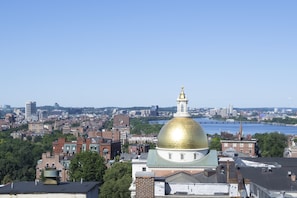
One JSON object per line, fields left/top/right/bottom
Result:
{"left": 147, "top": 149, "right": 218, "bottom": 168}
{"left": 239, "top": 166, "right": 297, "bottom": 191}
{"left": 236, "top": 157, "right": 297, "bottom": 191}
{"left": 165, "top": 170, "right": 218, "bottom": 183}
{"left": 241, "top": 157, "right": 297, "bottom": 167}
{"left": 0, "top": 181, "right": 99, "bottom": 194}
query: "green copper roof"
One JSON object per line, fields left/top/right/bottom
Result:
{"left": 146, "top": 149, "right": 218, "bottom": 168}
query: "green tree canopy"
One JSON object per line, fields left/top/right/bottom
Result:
{"left": 100, "top": 162, "right": 132, "bottom": 198}
{"left": 209, "top": 135, "right": 221, "bottom": 151}
{"left": 69, "top": 151, "right": 106, "bottom": 182}
{"left": 130, "top": 118, "right": 163, "bottom": 135}
{"left": 0, "top": 138, "right": 43, "bottom": 183}
{"left": 253, "top": 132, "right": 288, "bottom": 157}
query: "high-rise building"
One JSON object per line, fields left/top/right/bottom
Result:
{"left": 25, "top": 101, "right": 37, "bottom": 120}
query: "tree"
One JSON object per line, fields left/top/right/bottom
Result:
{"left": 100, "top": 162, "right": 132, "bottom": 198}
{"left": 0, "top": 138, "right": 44, "bottom": 183}
{"left": 253, "top": 132, "right": 288, "bottom": 157}
{"left": 130, "top": 118, "right": 163, "bottom": 135}
{"left": 209, "top": 136, "right": 221, "bottom": 151}
{"left": 69, "top": 151, "right": 106, "bottom": 182}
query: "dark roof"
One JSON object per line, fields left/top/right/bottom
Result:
{"left": 0, "top": 181, "right": 99, "bottom": 194}
{"left": 239, "top": 166, "right": 297, "bottom": 191}
{"left": 241, "top": 157, "right": 297, "bottom": 167}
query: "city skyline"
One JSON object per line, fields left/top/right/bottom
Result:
{"left": 1, "top": 1, "right": 296, "bottom": 108}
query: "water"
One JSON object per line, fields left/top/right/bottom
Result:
{"left": 150, "top": 118, "right": 297, "bottom": 135}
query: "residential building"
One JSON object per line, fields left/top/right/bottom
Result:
{"left": 220, "top": 123, "right": 258, "bottom": 157}
{"left": 52, "top": 137, "right": 121, "bottom": 161}
{"left": 28, "top": 122, "right": 44, "bottom": 133}
{"left": 36, "top": 152, "right": 71, "bottom": 182}
{"left": 113, "top": 114, "right": 130, "bottom": 144}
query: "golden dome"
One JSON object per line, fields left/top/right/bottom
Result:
{"left": 157, "top": 117, "right": 208, "bottom": 149}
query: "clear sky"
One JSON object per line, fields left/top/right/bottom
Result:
{"left": 1, "top": 1, "right": 296, "bottom": 108}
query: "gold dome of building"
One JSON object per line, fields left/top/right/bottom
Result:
{"left": 157, "top": 117, "right": 208, "bottom": 149}
{"left": 157, "top": 88, "right": 208, "bottom": 150}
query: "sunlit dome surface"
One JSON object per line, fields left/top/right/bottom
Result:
{"left": 157, "top": 117, "right": 208, "bottom": 149}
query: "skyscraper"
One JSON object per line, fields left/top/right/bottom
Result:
{"left": 25, "top": 101, "right": 37, "bottom": 120}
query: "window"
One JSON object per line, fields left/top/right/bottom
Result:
{"left": 181, "top": 153, "right": 184, "bottom": 160}
{"left": 233, "top": 143, "right": 237, "bottom": 147}
{"left": 142, "top": 167, "right": 146, "bottom": 171}
{"left": 169, "top": 153, "right": 172, "bottom": 159}
{"left": 181, "top": 104, "right": 184, "bottom": 112}
{"left": 249, "top": 143, "right": 253, "bottom": 148}
{"left": 240, "top": 143, "right": 244, "bottom": 148}
{"left": 194, "top": 153, "right": 197, "bottom": 160}
{"left": 224, "top": 143, "right": 228, "bottom": 147}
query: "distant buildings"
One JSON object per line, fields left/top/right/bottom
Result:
{"left": 25, "top": 101, "right": 37, "bottom": 121}
{"left": 150, "top": 105, "right": 159, "bottom": 116}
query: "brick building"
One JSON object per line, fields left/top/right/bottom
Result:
{"left": 52, "top": 137, "right": 121, "bottom": 161}
{"left": 220, "top": 123, "right": 258, "bottom": 157}
{"left": 113, "top": 114, "right": 129, "bottom": 128}
{"left": 36, "top": 152, "right": 71, "bottom": 182}
{"left": 220, "top": 139, "right": 258, "bottom": 157}
{"left": 88, "top": 130, "right": 120, "bottom": 142}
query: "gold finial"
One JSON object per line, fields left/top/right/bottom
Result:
{"left": 179, "top": 87, "right": 186, "bottom": 99}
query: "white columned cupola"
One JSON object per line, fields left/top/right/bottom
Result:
{"left": 174, "top": 87, "right": 190, "bottom": 118}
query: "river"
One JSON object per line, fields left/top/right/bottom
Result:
{"left": 150, "top": 118, "right": 297, "bottom": 135}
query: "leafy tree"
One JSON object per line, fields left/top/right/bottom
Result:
{"left": 209, "top": 136, "right": 221, "bottom": 151}
{"left": 263, "top": 117, "right": 297, "bottom": 125}
{"left": 0, "top": 138, "right": 44, "bottom": 183}
{"left": 253, "top": 132, "right": 288, "bottom": 157}
{"left": 71, "top": 122, "right": 80, "bottom": 127}
{"left": 130, "top": 118, "right": 163, "bottom": 135}
{"left": 100, "top": 162, "right": 132, "bottom": 198}
{"left": 69, "top": 151, "right": 106, "bottom": 182}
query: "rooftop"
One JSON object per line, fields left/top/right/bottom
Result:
{"left": 0, "top": 181, "right": 99, "bottom": 194}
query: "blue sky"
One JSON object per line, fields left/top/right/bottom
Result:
{"left": 1, "top": 1, "right": 296, "bottom": 108}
